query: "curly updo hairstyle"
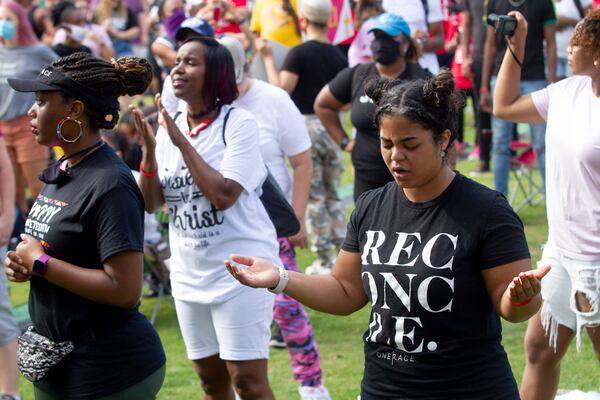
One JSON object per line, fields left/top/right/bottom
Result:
{"left": 51, "top": 52, "right": 153, "bottom": 130}
{"left": 570, "top": 7, "right": 600, "bottom": 57}
{"left": 365, "top": 68, "right": 465, "bottom": 150}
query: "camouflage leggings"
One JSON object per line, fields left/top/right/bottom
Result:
{"left": 305, "top": 115, "right": 346, "bottom": 268}
{"left": 273, "top": 238, "right": 323, "bottom": 387}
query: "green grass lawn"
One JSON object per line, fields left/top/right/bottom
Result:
{"left": 8, "top": 108, "right": 598, "bottom": 399}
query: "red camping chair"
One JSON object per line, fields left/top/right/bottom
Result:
{"left": 509, "top": 141, "right": 545, "bottom": 212}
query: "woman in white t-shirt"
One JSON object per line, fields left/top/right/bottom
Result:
{"left": 555, "top": 0, "right": 592, "bottom": 79}
{"left": 135, "top": 36, "right": 280, "bottom": 399}
{"left": 493, "top": 10, "right": 600, "bottom": 400}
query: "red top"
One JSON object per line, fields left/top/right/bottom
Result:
{"left": 214, "top": 0, "right": 247, "bottom": 35}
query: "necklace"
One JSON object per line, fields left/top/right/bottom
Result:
{"left": 63, "top": 140, "right": 104, "bottom": 167}
{"left": 188, "top": 106, "right": 216, "bottom": 120}
{"left": 188, "top": 115, "right": 216, "bottom": 138}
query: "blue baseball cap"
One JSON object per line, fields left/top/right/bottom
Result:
{"left": 175, "top": 17, "right": 214, "bottom": 42}
{"left": 368, "top": 13, "right": 411, "bottom": 38}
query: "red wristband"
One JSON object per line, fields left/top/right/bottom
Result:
{"left": 140, "top": 161, "right": 158, "bottom": 177}
{"left": 509, "top": 297, "right": 532, "bottom": 307}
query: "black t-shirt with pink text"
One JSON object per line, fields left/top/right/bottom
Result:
{"left": 343, "top": 173, "right": 529, "bottom": 399}
{"left": 24, "top": 144, "right": 165, "bottom": 399}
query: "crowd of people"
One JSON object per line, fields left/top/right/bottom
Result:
{"left": 0, "top": 0, "right": 599, "bottom": 399}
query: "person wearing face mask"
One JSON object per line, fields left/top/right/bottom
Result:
{"left": 150, "top": 0, "right": 186, "bottom": 74}
{"left": 52, "top": 0, "right": 115, "bottom": 60}
{"left": 50, "top": 1, "right": 92, "bottom": 57}
{"left": 315, "top": 13, "right": 430, "bottom": 202}
{"left": 0, "top": 0, "right": 57, "bottom": 218}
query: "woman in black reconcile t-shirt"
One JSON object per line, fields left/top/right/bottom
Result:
{"left": 4, "top": 53, "right": 165, "bottom": 399}
{"left": 226, "top": 69, "right": 552, "bottom": 399}
{"left": 315, "top": 12, "right": 430, "bottom": 201}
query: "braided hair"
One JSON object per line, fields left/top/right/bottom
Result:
{"left": 365, "top": 69, "right": 465, "bottom": 149}
{"left": 51, "top": 52, "right": 152, "bottom": 130}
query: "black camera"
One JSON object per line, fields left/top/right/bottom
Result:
{"left": 488, "top": 14, "right": 517, "bottom": 37}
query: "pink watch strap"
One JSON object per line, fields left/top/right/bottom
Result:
{"left": 37, "top": 253, "right": 51, "bottom": 265}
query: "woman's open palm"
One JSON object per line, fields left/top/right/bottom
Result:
{"left": 225, "top": 255, "right": 281, "bottom": 289}
{"left": 155, "top": 94, "right": 187, "bottom": 148}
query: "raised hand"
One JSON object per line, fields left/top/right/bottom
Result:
{"left": 254, "top": 38, "right": 273, "bottom": 58}
{"left": 131, "top": 106, "right": 156, "bottom": 153}
{"left": 508, "top": 264, "right": 551, "bottom": 305}
{"left": 506, "top": 11, "right": 529, "bottom": 49}
{"left": 4, "top": 251, "right": 31, "bottom": 282}
{"left": 224, "top": 255, "right": 280, "bottom": 289}
{"left": 155, "top": 94, "right": 187, "bottom": 148}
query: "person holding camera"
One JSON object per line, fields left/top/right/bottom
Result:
{"left": 481, "top": 0, "right": 556, "bottom": 196}
{"left": 493, "top": 9, "right": 600, "bottom": 400}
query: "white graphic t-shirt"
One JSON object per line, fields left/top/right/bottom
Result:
{"left": 155, "top": 105, "right": 281, "bottom": 303}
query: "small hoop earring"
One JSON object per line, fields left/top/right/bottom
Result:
{"left": 56, "top": 117, "right": 83, "bottom": 143}
{"left": 440, "top": 150, "right": 446, "bottom": 158}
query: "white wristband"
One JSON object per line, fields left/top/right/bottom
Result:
{"left": 268, "top": 268, "right": 289, "bottom": 294}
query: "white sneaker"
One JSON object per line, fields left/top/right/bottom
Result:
{"left": 305, "top": 260, "right": 331, "bottom": 275}
{"left": 298, "top": 385, "right": 332, "bottom": 400}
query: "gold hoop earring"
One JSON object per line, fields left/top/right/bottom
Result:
{"left": 56, "top": 117, "right": 83, "bottom": 143}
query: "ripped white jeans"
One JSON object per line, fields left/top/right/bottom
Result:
{"left": 538, "top": 242, "right": 600, "bottom": 352}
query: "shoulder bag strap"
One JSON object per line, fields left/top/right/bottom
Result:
{"left": 221, "top": 107, "right": 235, "bottom": 146}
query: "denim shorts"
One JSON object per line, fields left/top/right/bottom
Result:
{"left": 538, "top": 242, "right": 600, "bottom": 351}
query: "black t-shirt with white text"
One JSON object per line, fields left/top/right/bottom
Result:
{"left": 281, "top": 40, "right": 348, "bottom": 115}
{"left": 343, "top": 173, "right": 529, "bottom": 399}
{"left": 328, "top": 62, "right": 431, "bottom": 190}
{"left": 25, "top": 144, "right": 165, "bottom": 399}
{"left": 486, "top": 0, "right": 556, "bottom": 80}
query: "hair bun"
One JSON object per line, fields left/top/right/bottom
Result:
{"left": 422, "top": 68, "right": 455, "bottom": 107}
{"left": 587, "top": 6, "right": 600, "bottom": 21}
{"left": 364, "top": 77, "right": 399, "bottom": 106}
{"left": 111, "top": 57, "right": 153, "bottom": 97}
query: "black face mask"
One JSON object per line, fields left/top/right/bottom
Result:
{"left": 39, "top": 141, "right": 104, "bottom": 185}
{"left": 371, "top": 35, "right": 402, "bottom": 65}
